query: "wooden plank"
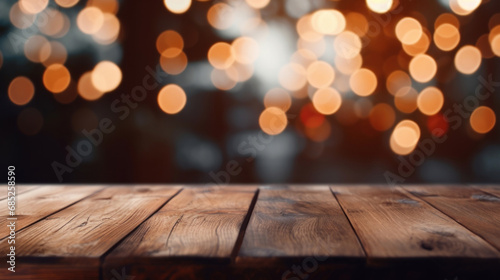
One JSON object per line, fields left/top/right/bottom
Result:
{"left": 331, "top": 185, "right": 500, "bottom": 261}
{"left": 0, "top": 186, "right": 181, "bottom": 280}
{"left": 405, "top": 185, "right": 500, "bottom": 251}
{"left": 235, "top": 186, "right": 365, "bottom": 280}
{"left": 0, "top": 186, "right": 103, "bottom": 239}
{"left": 103, "top": 186, "right": 257, "bottom": 280}
{"left": 477, "top": 185, "right": 500, "bottom": 198}
{"left": 0, "top": 185, "right": 39, "bottom": 201}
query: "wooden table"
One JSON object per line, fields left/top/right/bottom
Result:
{"left": 1, "top": 185, "right": 500, "bottom": 280}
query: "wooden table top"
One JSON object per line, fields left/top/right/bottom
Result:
{"left": 2, "top": 185, "right": 500, "bottom": 280}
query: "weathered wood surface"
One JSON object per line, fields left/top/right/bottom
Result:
{"left": 0, "top": 185, "right": 38, "bottom": 200}
{"left": 103, "top": 186, "right": 257, "bottom": 279}
{"left": 1, "top": 186, "right": 181, "bottom": 280}
{"left": 0, "top": 186, "right": 103, "bottom": 239}
{"left": 331, "top": 186, "right": 500, "bottom": 260}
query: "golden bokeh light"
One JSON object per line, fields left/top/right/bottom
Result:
{"left": 297, "top": 14, "right": 323, "bottom": 42}
{"left": 259, "top": 107, "right": 288, "bottom": 135}
{"left": 298, "top": 37, "right": 326, "bottom": 58}
{"left": 450, "top": 0, "right": 473, "bottom": 16}
{"left": 93, "top": 13, "right": 120, "bottom": 45}
{"left": 369, "top": 103, "right": 395, "bottom": 131}
{"left": 77, "top": 7, "right": 104, "bottom": 34}
{"left": 409, "top": 54, "right": 437, "bottom": 83}
{"left": 264, "top": 88, "right": 292, "bottom": 112}
{"left": 435, "top": 13, "right": 460, "bottom": 29}
{"left": 160, "top": 51, "right": 188, "bottom": 75}
{"left": 335, "top": 54, "right": 363, "bottom": 75}
{"left": 91, "top": 61, "right": 122, "bottom": 92}
{"left": 19, "top": 0, "right": 48, "bottom": 14}
{"left": 8, "top": 77, "right": 35, "bottom": 106}
{"left": 39, "top": 9, "right": 66, "bottom": 37}
{"left": 208, "top": 42, "right": 235, "bottom": 69}
{"left": 417, "top": 86, "right": 444, "bottom": 116}
{"left": 395, "top": 17, "right": 423, "bottom": 45}
{"left": 312, "top": 88, "right": 342, "bottom": 115}
{"left": 390, "top": 120, "right": 421, "bottom": 155}
{"left": 24, "top": 35, "right": 50, "bottom": 63}
{"left": 306, "top": 61, "right": 335, "bottom": 88}
{"left": 470, "top": 106, "right": 496, "bottom": 134}
{"left": 78, "top": 72, "right": 105, "bottom": 101}
{"left": 87, "top": 0, "right": 118, "bottom": 14}
{"left": 158, "top": 84, "right": 187, "bottom": 114}
{"left": 55, "top": 0, "right": 79, "bottom": 8}
{"left": 43, "top": 64, "right": 71, "bottom": 94}
{"left": 366, "top": 0, "right": 393, "bottom": 14}
{"left": 350, "top": 68, "right": 378, "bottom": 96}
{"left": 41, "top": 41, "right": 68, "bottom": 67}
{"left": 402, "top": 31, "right": 430, "bottom": 56}
{"left": 232, "top": 37, "right": 259, "bottom": 64}
{"left": 291, "top": 49, "right": 317, "bottom": 68}
{"left": 164, "top": 0, "right": 192, "bottom": 14}
{"left": 434, "top": 23, "right": 460, "bottom": 51}
{"left": 245, "top": 0, "right": 270, "bottom": 9}
{"left": 311, "top": 9, "right": 346, "bottom": 35}
{"left": 492, "top": 35, "right": 500, "bottom": 56}
{"left": 10, "top": 3, "right": 36, "bottom": 29}
{"left": 156, "top": 30, "right": 184, "bottom": 57}
{"left": 279, "top": 63, "right": 307, "bottom": 91}
{"left": 457, "top": 0, "right": 481, "bottom": 12}
{"left": 394, "top": 86, "right": 418, "bottom": 113}
{"left": 334, "top": 31, "right": 362, "bottom": 59}
{"left": 211, "top": 69, "right": 237, "bottom": 90}
{"left": 345, "top": 12, "right": 369, "bottom": 37}
{"left": 226, "top": 63, "right": 254, "bottom": 82}
{"left": 454, "top": 45, "right": 482, "bottom": 74}
{"left": 207, "top": 3, "right": 235, "bottom": 30}
{"left": 386, "top": 70, "right": 411, "bottom": 95}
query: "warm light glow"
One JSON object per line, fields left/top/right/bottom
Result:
{"left": 390, "top": 120, "right": 421, "bottom": 155}
{"left": 43, "top": 64, "right": 71, "bottom": 94}
{"left": 345, "top": 12, "right": 369, "bottom": 37}
{"left": 369, "top": 103, "right": 395, "bottom": 131}
{"left": 88, "top": 0, "right": 118, "bottom": 14}
{"left": 78, "top": 72, "right": 105, "bottom": 101}
{"left": 24, "top": 35, "right": 50, "bottom": 63}
{"left": 417, "top": 87, "right": 444, "bottom": 116}
{"left": 366, "top": 0, "right": 393, "bottom": 14}
{"left": 42, "top": 41, "right": 68, "bottom": 67}
{"left": 245, "top": 0, "right": 270, "bottom": 9}
{"left": 232, "top": 37, "right": 259, "bottom": 64}
{"left": 19, "top": 0, "right": 48, "bottom": 14}
{"left": 409, "top": 54, "right": 437, "bottom": 83}
{"left": 212, "top": 68, "right": 237, "bottom": 90}
{"left": 305, "top": 120, "right": 331, "bottom": 142}
{"left": 470, "top": 106, "right": 496, "bottom": 134}
{"left": 297, "top": 15, "right": 323, "bottom": 42}
{"left": 279, "top": 63, "right": 307, "bottom": 91}
{"left": 259, "top": 107, "right": 288, "bottom": 135}
{"left": 91, "top": 61, "right": 122, "bottom": 92}
{"left": 492, "top": 35, "right": 500, "bottom": 57}
{"left": 207, "top": 3, "right": 234, "bottom": 30}
{"left": 55, "top": 0, "right": 79, "bottom": 8}
{"left": 306, "top": 61, "right": 335, "bottom": 88}
{"left": 312, "top": 88, "right": 342, "bottom": 115}
{"left": 39, "top": 9, "right": 66, "bottom": 37}
{"left": 334, "top": 31, "right": 362, "bottom": 59}
{"left": 395, "top": 17, "right": 423, "bottom": 45}
{"left": 350, "top": 68, "right": 377, "bottom": 96}
{"left": 158, "top": 84, "right": 187, "bottom": 114}
{"left": 77, "top": 7, "right": 104, "bottom": 34}
{"left": 434, "top": 23, "right": 460, "bottom": 51}
{"left": 8, "top": 77, "right": 35, "bottom": 106}
{"left": 394, "top": 87, "right": 418, "bottom": 114}
{"left": 335, "top": 54, "right": 362, "bottom": 75}
{"left": 386, "top": 70, "right": 411, "bottom": 95}
{"left": 160, "top": 51, "right": 188, "bottom": 75}
{"left": 208, "top": 42, "right": 235, "bottom": 69}
{"left": 435, "top": 13, "right": 460, "bottom": 29}
{"left": 264, "top": 88, "right": 292, "bottom": 112}
{"left": 402, "top": 32, "right": 430, "bottom": 56}
{"left": 156, "top": 30, "right": 184, "bottom": 57}
{"left": 10, "top": 3, "right": 36, "bottom": 29}
{"left": 457, "top": 0, "right": 481, "bottom": 12}
{"left": 455, "top": 45, "right": 482, "bottom": 74}
{"left": 93, "top": 13, "right": 120, "bottom": 45}
{"left": 164, "top": 0, "right": 191, "bottom": 14}
{"left": 311, "top": 9, "right": 346, "bottom": 35}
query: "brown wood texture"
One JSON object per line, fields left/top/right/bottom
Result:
{"left": 0, "top": 186, "right": 103, "bottom": 239}
{"left": 405, "top": 185, "right": 500, "bottom": 251}
{"left": 0, "top": 185, "right": 38, "bottom": 200}
{"left": 331, "top": 186, "right": 500, "bottom": 261}
{"left": 103, "top": 186, "right": 257, "bottom": 280}
{"left": 477, "top": 185, "right": 500, "bottom": 198}
{"left": 0, "top": 186, "right": 181, "bottom": 280}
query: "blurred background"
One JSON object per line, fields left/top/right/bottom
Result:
{"left": 1, "top": 0, "right": 500, "bottom": 184}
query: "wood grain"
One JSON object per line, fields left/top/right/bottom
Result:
{"left": 0, "top": 186, "right": 181, "bottom": 280}
{"left": 0, "top": 186, "right": 103, "bottom": 239}
{"left": 238, "top": 186, "right": 364, "bottom": 259}
{"left": 405, "top": 185, "right": 500, "bottom": 251}
{"left": 103, "top": 186, "right": 257, "bottom": 280}
{"left": 477, "top": 185, "right": 500, "bottom": 198}
{"left": 331, "top": 185, "right": 500, "bottom": 261}
{"left": 0, "top": 184, "right": 39, "bottom": 200}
